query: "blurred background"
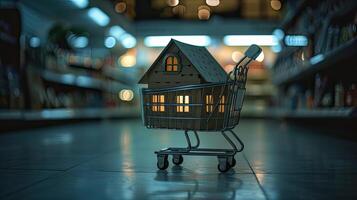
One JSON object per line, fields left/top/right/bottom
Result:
{"left": 1, "top": 0, "right": 357, "bottom": 199}
{"left": 1, "top": 0, "right": 356, "bottom": 127}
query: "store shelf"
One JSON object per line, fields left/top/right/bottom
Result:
{"left": 281, "top": 0, "right": 357, "bottom": 29}
{"left": 41, "top": 70, "right": 129, "bottom": 93}
{"left": 241, "top": 106, "right": 269, "bottom": 118}
{"left": 0, "top": 107, "right": 140, "bottom": 121}
{"left": 281, "top": 0, "right": 309, "bottom": 30}
{"left": 102, "top": 67, "right": 137, "bottom": 86}
{"left": 330, "top": 1, "right": 357, "bottom": 24}
{"left": 273, "top": 38, "right": 357, "bottom": 85}
{"left": 273, "top": 107, "right": 356, "bottom": 118}
{"left": 245, "top": 84, "right": 275, "bottom": 97}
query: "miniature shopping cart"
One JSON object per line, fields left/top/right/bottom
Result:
{"left": 140, "top": 44, "right": 262, "bottom": 172}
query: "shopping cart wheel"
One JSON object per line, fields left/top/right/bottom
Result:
{"left": 228, "top": 157, "right": 236, "bottom": 167}
{"left": 217, "top": 162, "right": 230, "bottom": 173}
{"left": 217, "top": 157, "right": 230, "bottom": 173}
{"left": 172, "top": 155, "right": 183, "bottom": 165}
{"left": 157, "top": 155, "right": 169, "bottom": 170}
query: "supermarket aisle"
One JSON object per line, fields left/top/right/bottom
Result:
{"left": 0, "top": 119, "right": 356, "bottom": 200}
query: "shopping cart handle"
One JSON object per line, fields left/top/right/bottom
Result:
{"left": 244, "top": 44, "right": 262, "bottom": 60}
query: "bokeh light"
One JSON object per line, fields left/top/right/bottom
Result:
{"left": 119, "top": 89, "right": 134, "bottom": 101}
{"left": 119, "top": 54, "right": 136, "bottom": 67}
{"left": 167, "top": 0, "right": 179, "bottom": 7}
{"left": 271, "top": 0, "right": 282, "bottom": 11}
{"left": 198, "top": 5, "right": 210, "bottom": 20}
{"left": 256, "top": 51, "right": 265, "bottom": 62}
{"left": 115, "top": 2, "right": 127, "bottom": 13}
{"left": 206, "top": 0, "right": 220, "bottom": 7}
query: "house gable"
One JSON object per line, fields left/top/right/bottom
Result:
{"left": 174, "top": 41, "right": 227, "bottom": 83}
{"left": 138, "top": 39, "right": 227, "bottom": 87}
{"left": 138, "top": 40, "right": 202, "bottom": 88}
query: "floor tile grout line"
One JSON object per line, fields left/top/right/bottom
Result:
{"left": 1, "top": 170, "right": 65, "bottom": 199}
{"left": 62, "top": 148, "right": 123, "bottom": 172}
{"left": 0, "top": 149, "right": 119, "bottom": 199}
{"left": 242, "top": 153, "right": 270, "bottom": 200}
{"left": 0, "top": 168, "right": 65, "bottom": 172}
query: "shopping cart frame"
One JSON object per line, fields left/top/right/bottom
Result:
{"left": 141, "top": 45, "right": 262, "bottom": 172}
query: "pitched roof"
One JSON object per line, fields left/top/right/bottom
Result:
{"left": 138, "top": 39, "right": 227, "bottom": 84}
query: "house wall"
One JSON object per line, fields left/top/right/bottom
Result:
{"left": 146, "top": 45, "right": 203, "bottom": 89}
{"left": 141, "top": 44, "right": 243, "bottom": 130}
{"left": 142, "top": 86, "right": 236, "bottom": 131}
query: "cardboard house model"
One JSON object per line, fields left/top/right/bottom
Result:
{"left": 139, "top": 39, "right": 241, "bottom": 131}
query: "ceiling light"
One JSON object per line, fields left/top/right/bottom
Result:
{"left": 172, "top": 5, "right": 186, "bottom": 16}
{"left": 284, "top": 35, "right": 308, "bottom": 46}
{"left": 69, "top": 0, "right": 88, "bottom": 9}
{"left": 119, "top": 89, "right": 134, "bottom": 101}
{"left": 115, "top": 2, "right": 127, "bottom": 13}
{"left": 109, "top": 26, "right": 125, "bottom": 40}
{"left": 310, "top": 54, "right": 324, "bottom": 65}
{"left": 206, "top": 0, "right": 220, "bottom": 7}
{"left": 71, "top": 36, "right": 88, "bottom": 48}
{"left": 104, "top": 36, "right": 116, "bottom": 48}
{"left": 29, "top": 37, "right": 40, "bottom": 48}
{"left": 271, "top": 43, "right": 282, "bottom": 53}
{"left": 198, "top": 5, "right": 210, "bottom": 20}
{"left": 223, "top": 35, "right": 278, "bottom": 46}
{"left": 144, "top": 35, "right": 211, "bottom": 47}
{"left": 167, "top": 0, "right": 179, "bottom": 7}
{"left": 88, "top": 7, "right": 110, "bottom": 27}
{"left": 198, "top": 9, "right": 210, "bottom": 20}
{"left": 271, "top": 0, "right": 282, "bottom": 11}
{"left": 120, "top": 33, "right": 137, "bottom": 48}
{"left": 273, "top": 28, "right": 285, "bottom": 40}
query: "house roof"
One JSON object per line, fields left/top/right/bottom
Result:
{"left": 138, "top": 39, "right": 227, "bottom": 84}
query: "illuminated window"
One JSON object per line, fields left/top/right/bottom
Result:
{"left": 152, "top": 95, "right": 165, "bottom": 112}
{"left": 219, "top": 95, "right": 225, "bottom": 113}
{"left": 165, "top": 56, "right": 179, "bottom": 72}
{"left": 176, "top": 95, "right": 190, "bottom": 112}
{"left": 205, "top": 95, "right": 214, "bottom": 113}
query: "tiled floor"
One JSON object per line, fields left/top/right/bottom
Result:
{"left": 0, "top": 119, "right": 356, "bottom": 199}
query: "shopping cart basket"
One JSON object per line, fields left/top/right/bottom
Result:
{"left": 140, "top": 45, "right": 262, "bottom": 172}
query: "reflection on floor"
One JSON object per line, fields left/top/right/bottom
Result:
{"left": 0, "top": 119, "right": 356, "bottom": 199}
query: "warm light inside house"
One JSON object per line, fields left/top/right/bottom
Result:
{"left": 176, "top": 95, "right": 190, "bottom": 112}
{"left": 165, "top": 56, "right": 179, "bottom": 71}
{"left": 219, "top": 95, "right": 225, "bottom": 112}
{"left": 152, "top": 95, "right": 165, "bottom": 112}
{"left": 206, "top": 95, "right": 214, "bottom": 112}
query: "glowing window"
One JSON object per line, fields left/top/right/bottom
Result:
{"left": 205, "top": 95, "right": 214, "bottom": 113}
{"left": 176, "top": 95, "right": 190, "bottom": 112}
{"left": 165, "top": 56, "right": 179, "bottom": 72}
{"left": 152, "top": 95, "right": 165, "bottom": 112}
{"left": 219, "top": 95, "right": 225, "bottom": 113}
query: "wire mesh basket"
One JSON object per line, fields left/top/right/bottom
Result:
{"left": 141, "top": 66, "right": 248, "bottom": 132}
